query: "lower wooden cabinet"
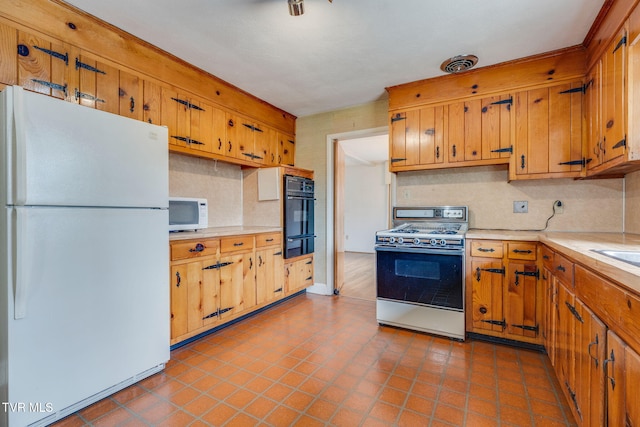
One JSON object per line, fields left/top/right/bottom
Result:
{"left": 606, "top": 331, "right": 640, "bottom": 427}
{"left": 467, "top": 239, "right": 541, "bottom": 344}
{"left": 169, "top": 232, "right": 309, "bottom": 346}
{"left": 541, "top": 246, "right": 640, "bottom": 427}
{"left": 256, "top": 233, "right": 284, "bottom": 304}
{"left": 285, "top": 254, "right": 314, "bottom": 295}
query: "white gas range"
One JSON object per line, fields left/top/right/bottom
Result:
{"left": 375, "top": 206, "right": 468, "bottom": 340}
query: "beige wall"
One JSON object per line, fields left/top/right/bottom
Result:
{"left": 396, "top": 166, "right": 624, "bottom": 232}
{"left": 627, "top": 170, "right": 640, "bottom": 233}
{"left": 295, "top": 100, "right": 389, "bottom": 285}
{"left": 169, "top": 153, "right": 243, "bottom": 227}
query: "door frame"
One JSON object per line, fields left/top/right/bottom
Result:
{"left": 325, "top": 126, "right": 389, "bottom": 294}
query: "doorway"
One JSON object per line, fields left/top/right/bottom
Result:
{"left": 332, "top": 131, "right": 389, "bottom": 300}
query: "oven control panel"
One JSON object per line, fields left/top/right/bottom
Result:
{"left": 393, "top": 206, "right": 467, "bottom": 222}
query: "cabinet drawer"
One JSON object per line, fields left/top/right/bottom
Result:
{"left": 171, "top": 239, "right": 219, "bottom": 261}
{"left": 470, "top": 240, "right": 503, "bottom": 258}
{"left": 221, "top": 235, "right": 255, "bottom": 253}
{"left": 540, "top": 245, "right": 554, "bottom": 270}
{"left": 256, "top": 232, "right": 282, "bottom": 248}
{"left": 507, "top": 242, "right": 537, "bottom": 260}
{"left": 553, "top": 252, "right": 574, "bottom": 285}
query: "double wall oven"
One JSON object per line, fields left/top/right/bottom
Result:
{"left": 375, "top": 206, "right": 467, "bottom": 340}
{"left": 283, "top": 175, "right": 315, "bottom": 259}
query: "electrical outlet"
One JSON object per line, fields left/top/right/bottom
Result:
{"left": 555, "top": 200, "right": 564, "bottom": 214}
{"left": 514, "top": 201, "right": 528, "bottom": 213}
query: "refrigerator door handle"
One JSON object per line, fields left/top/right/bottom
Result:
{"left": 14, "top": 208, "right": 29, "bottom": 319}
{"left": 13, "top": 86, "right": 28, "bottom": 204}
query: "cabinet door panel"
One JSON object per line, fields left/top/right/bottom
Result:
{"left": 219, "top": 254, "right": 245, "bottom": 318}
{"left": 419, "top": 105, "right": 445, "bottom": 164}
{"left": 602, "top": 28, "right": 627, "bottom": 163}
{"left": 471, "top": 259, "right": 504, "bottom": 332}
{"left": 607, "top": 331, "right": 626, "bottom": 427}
{"left": 17, "top": 31, "right": 52, "bottom": 96}
{"left": 0, "top": 23, "right": 17, "bottom": 86}
{"left": 118, "top": 69, "right": 142, "bottom": 120}
{"left": 507, "top": 261, "right": 538, "bottom": 338}
{"left": 95, "top": 61, "right": 119, "bottom": 114}
{"left": 482, "top": 95, "right": 512, "bottom": 160}
{"left": 585, "top": 61, "right": 603, "bottom": 170}
{"left": 549, "top": 82, "right": 583, "bottom": 173}
{"left": 170, "top": 264, "right": 188, "bottom": 339}
{"left": 625, "top": 345, "right": 640, "bottom": 426}
{"left": 189, "top": 98, "right": 214, "bottom": 152}
{"left": 143, "top": 80, "right": 162, "bottom": 125}
{"left": 77, "top": 55, "right": 100, "bottom": 108}
{"left": 575, "top": 300, "right": 606, "bottom": 427}
{"left": 186, "top": 260, "right": 204, "bottom": 332}
{"left": 161, "top": 87, "right": 180, "bottom": 146}
{"left": 463, "top": 99, "right": 482, "bottom": 161}
{"left": 524, "top": 87, "right": 549, "bottom": 174}
{"left": 448, "top": 102, "right": 465, "bottom": 163}
{"left": 201, "top": 260, "right": 220, "bottom": 327}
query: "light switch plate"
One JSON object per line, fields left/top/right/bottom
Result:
{"left": 514, "top": 201, "right": 528, "bottom": 213}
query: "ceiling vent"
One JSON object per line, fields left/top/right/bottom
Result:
{"left": 440, "top": 54, "right": 478, "bottom": 74}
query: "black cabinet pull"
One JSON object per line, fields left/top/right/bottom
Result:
{"left": 477, "top": 247, "right": 495, "bottom": 252}
{"left": 189, "top": 243, "right": 205, "bottom": 253}
{"left": 130, "top": 96, "right": 135, "bottom": 113}
{"left": 175, "top": 271, "right": 181, "bottom": 287}
{"left": 604, "top": 349, "right": 616, "bottom": 390}
{"left": 512, "top": 249, "right": 532, "bottom": 254}
{"left": 233, "top": 242, "right": 244, "bottom": 247}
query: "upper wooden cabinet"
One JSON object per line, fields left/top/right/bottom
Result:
{"left": 0, "top": 1, "right": 297, "bottom": 169}
{"left": 387, "top": 47, "right": 586, "bottom": 177}
{"left": 389, "top": 95, "right": 511, "bottom": 172}
{"left": 511, "top": 81, "right": 584, "bottom": 179}
{"left": 585, "top": 4, "right": 640, "bottom": 177}
{"left": 278, "top": 133, "right": 296, "bottom": 167}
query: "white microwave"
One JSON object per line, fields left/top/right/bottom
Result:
{"left": 168, "top": 197, "right": 208, "bottom": 232}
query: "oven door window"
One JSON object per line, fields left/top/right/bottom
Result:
{"left": 376, "top": 250, "right": 463, "bottom": 310}
{"left": 284, "top": 197, "right": 314, "bottom": 237}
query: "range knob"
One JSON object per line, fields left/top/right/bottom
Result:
{"left": 389, "top": 237, "right": 396, "bottom": 244}
{"left": 439, "top": 239, "right": 447, "bottom": 246}
{"left": 413, "top": 238, "right": 421, "bottom": 245}
{"left": 429, "top": 238, "right": 438, "bottom": 246}
{"left": 397, "top": 237, "right": 404, "bottom": 244}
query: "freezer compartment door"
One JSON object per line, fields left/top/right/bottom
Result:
{"left": 6, "top": 206, "right": 169, "bottom": 426}
{"left": 4, "top": 86, "right": 168, "bottom": 208}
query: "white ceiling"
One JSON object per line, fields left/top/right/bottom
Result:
{"left": 341, "top": 134, "right": 389, "bottom": 166}
{"left": 63, "top": 0, "right": 605, "bottom": 118}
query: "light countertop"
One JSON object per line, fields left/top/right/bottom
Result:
{"left": 169, "top": 226, "right": 282, "bottom": 241}
{"left": 467, "top": 230, "right": 640, "bottom": 294}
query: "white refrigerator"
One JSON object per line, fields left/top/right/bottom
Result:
{"left": 0, "top": 86, "right": 170, "bottom": 427}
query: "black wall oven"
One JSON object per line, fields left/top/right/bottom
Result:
{"left": 283, "top": 175, "right": 314, "bottom": 259}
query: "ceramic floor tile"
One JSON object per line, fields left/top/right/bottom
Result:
{"left": 50, "top": 294, "right": 577, "bottom": 427}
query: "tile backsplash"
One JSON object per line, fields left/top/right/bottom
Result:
{"left": 395, "top": 165, "right": 625, "bottom": 232}
{"left": 169, "top": 153, "right": 242, "bottom": 227}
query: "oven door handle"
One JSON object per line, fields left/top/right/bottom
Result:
{"left": 375, "top": 246, "right": 464, "bottom": 256}
{"left": 287, "top": 234, "right": 316, "bottom": 242}
{"left": 286, "top": 195, "right": 315, "bottom": 200}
